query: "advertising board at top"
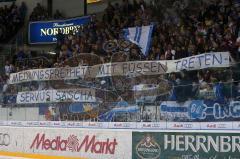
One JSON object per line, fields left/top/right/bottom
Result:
{"left": 28, "top": 16, "right": 91, "bottom": 44}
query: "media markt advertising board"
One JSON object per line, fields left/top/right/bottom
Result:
{"left": 132, "top": 132, "right": 240, "bottom": 159}
{"left": 24, "top": 128, "right": 132, "bottom": 159}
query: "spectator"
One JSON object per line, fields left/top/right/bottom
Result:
{"left": 56, "top": 29, "right": 65, "bottom": 44}
{"left": 236, "top": 35, "right": 240, "bottom": 60}
{"left": 54, "top": 10, "right": 64, "bottom": 19}
{"left": 4, "top": 61, "right": 14, "bottom": 76}
{"left": 30, "top": 3, "right": 49, "bottom": 21}
{"left": 0, "top": 2, "right": 26, "bottom": 42}
{"left": 116, "top": 97, "right": 129, "bottom": 107}
{"left": 30, "top": 3, "right": 64, "bottom": 21}
{"left": 213, "top": 80, "right": 225, "bottom": 103}
{"left": 175, "top": 70, "right": 192, "bottom": 102}
{"left": 168, "top": 73, "right": 178, "bottom": 101}
{"left": 16, "top": 47, "right": 26, "bottom": 60}
{"left": 19, "top": 2, "right": 27, "bottom": 21}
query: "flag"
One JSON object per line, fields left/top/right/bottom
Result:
{"left": 123, "top": 25, "right": 154, "bottom": 56}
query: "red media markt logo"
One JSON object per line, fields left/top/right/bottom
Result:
{"left": 30, "top": 133, "right": 118, "bottom": 154}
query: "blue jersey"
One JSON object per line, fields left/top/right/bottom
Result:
{"left": 213, "top": 83, "right": 224, "bottom": 102}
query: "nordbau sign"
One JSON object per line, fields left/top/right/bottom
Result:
{"left": 29, "top": 16, "right": 91, "bottom": 44}
{"left": 132, "top": 132, "right": 240, "bottom": 159}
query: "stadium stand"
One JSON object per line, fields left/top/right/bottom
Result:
{"left": 0, "top": 0, "right": 240, "bottom": 122}
{"left": 1, "top": 1, "right": 240, "bottom": 159}
{"left": 54, "top": 0, "right": 240, "bottom": 61}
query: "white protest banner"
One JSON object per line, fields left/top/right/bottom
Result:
{"left": 9, "top": 52, "right": 230, "bottom": 84}
{"left": 96, "top": 60, "right": 167, "bottom": 78}
{"left": 9, "top": 61, "right": 167, "bottom": 84}
{"left": 16, "top": 89, "right": 96, "bottom": 104}
{"left": 166, "top": 52, "right": 230, "bottom": 73}
{"left": 9, "top": 66, "right": 88, "bottom": 84}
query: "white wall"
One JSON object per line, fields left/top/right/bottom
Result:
{"left": 0, "top": 106, "right": 45, "bottom": 121}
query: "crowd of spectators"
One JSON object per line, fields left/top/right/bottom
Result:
{"left": 54, "top": 0, "right": 240, "bottom": 64}
{"left": 0, "top": 2, "right": 26, "bottom": 42}
{"left": 167, "top": 69, "right": 240, "bottom": 103}
{"left": 51, "top": 0, "right": 240, "bottom": 102}
{"left": 1, "top": 0, "right": 240, "bottom": 108}
{"left": 5, "top": 0, "right": 240, "bottom": 69}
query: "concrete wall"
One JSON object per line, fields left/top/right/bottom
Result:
{"left": 0, "top": 0, "right": 46, "bottom": 18}
{"left": 15, "top": 0, "right": 47, "bottom": 18}
{"left": 52, "top": 0, "right": 122, "bottom": 17}
{"left": 48, "top": 0, "right": 151, "bottom": 18}
{"left": 0, "top": 1, "right": 16, "bottom": 7}
{"left": 7, "top": 0, "right": 152, "bottom": 19}
{"left": 6, "top": 0, "right": 118, "bottom": 19}
{"left": 87, "top": 0, "right": 120, "bottom": 15}
{"left": 52, "top": 0, "right": 84, "bottom": 17}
